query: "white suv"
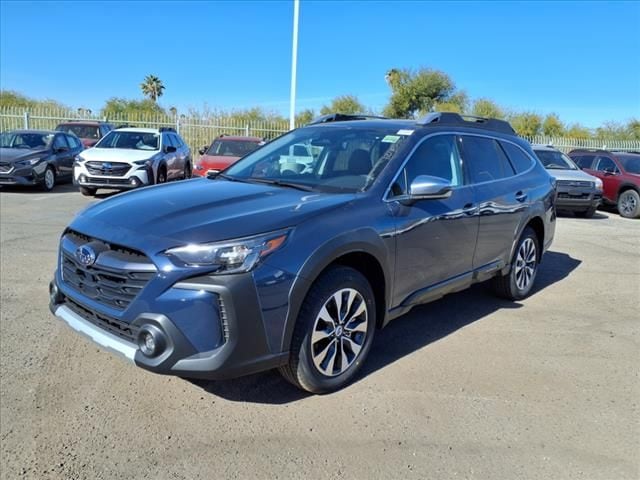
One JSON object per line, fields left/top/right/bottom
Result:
{"left": 73, "top": 127, "right": 192, "bottom": 196}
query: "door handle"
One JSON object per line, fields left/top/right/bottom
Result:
{"left": 515, "top": 191, "right": 527, "bottom": 202}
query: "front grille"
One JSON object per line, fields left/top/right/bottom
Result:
{"left": 85, "top": 161, "right": 131, "bottom": 177}
{"left": 0, "top": 162, "right": 13, "bottom": 174}
{"left": 61, "top": 230, "right": 155, "bottom": 310}
{"left": 85, "top": 176, "right": 132, "bottom": 185}
{"left": 558, "top": 192, "right": 590, "bottom": 199}
{"left": 218, "top": 297, "right": 230, "bottom": 342}
{"left": 556, "top": 180, "right": 593, "bottom": 188}
{"left": 64, "top": 296, "right": 138, "bottom": 343}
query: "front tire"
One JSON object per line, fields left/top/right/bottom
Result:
{"left": 493, "top": 227, "right": 540, "bottom": 301}
{"left": 280, "top": 266, "right": 376, "bottom": 393}
{"left": 156, "top": 166, "right": 167, "bottom": 184}
{"left": 41, "top": 166, "right": 56, "bottom": 191}
{"left": 617, "top": 189, "right": 640, "bottom": 219}
{"left": 79, "top": 186, "right": 96, "bottom": 197}
{"left": 183, "top": 162, "right": 192, "bottom": 179}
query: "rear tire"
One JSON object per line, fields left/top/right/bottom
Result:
{"left": 575, "top": 206, "right": 597, "bottom": 218}
{"left": 79, "top": 186, "right": 96, "bottom": 197}
{"left": 279, "top": 266, "right": 376, "bottom": 393}
{"left": 617, "top": 189, "right": 640, "bottom": 219}
{"left": 183, "top": 162, "right": 192, "bottom": 179}
{"left": 493, "top": 227, "right": 540, "bottom": 301}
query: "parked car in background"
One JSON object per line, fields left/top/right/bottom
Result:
{"left": 50, "top": 112, "right": 556, "bottom": 393}
{"left": 73, "top": 127, "right": 192, "bottom": 196}
{"left": 569, "top": 149, "right": 640, "bottom": 218}
{"left": 0, "top": 129, "right": 83, "bottom": 191}
{"left": 55, "top": 121, "right": 114, "bottom": 148}
{"left": 193, "top": 135, "right": 263, "bottom": 177}
{"left": 532, "top": 144, "right": 602, "bottom": 217}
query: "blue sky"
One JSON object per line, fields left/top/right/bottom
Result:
{"left": 1, "top": 0, "right": 639, "bottom": 127}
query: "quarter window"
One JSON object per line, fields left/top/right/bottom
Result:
{"left": 65, "top": 135, "right": 81, "bottom": 149}
{"left": 460, "top": 135, "right": 515, "bottom": 183}
{"left": 501, "top": 142, "right": 533, "bottom": 174}
{"left": 391, "top": 134, "right": 462, "bottom": 196}
{"left": 52, "top": 135, "right": 68, "bottom": 150}
{"left": 572, "top": 155, "right": 595, "bottom": 169}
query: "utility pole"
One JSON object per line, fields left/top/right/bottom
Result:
{"left": 289, "top": 0, "right": 300, "bottom": 131}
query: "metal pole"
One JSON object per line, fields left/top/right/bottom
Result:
{"left": 289, "top": 0, "right": 300, "bottom": 131}
{"left": 23, "top": 111, "right": 29, "bottom": 129}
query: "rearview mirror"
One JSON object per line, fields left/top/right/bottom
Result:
{"left": 402, "top": 175, "right": 452, "bottom": 204}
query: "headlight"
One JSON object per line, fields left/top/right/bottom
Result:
{"left": 133, "top": 159, "right": 152, "bottom": 166}
{"left": 16, "top": 157, "right": 42, "bottom": 166}
{"left": 164, "top": 229, "right": 290, "bottom": 273}
{"left": 594, "top": 178, "right": 603, "bottom": 191}
{"left": 74, "top": 155, "right": 84, "bottom": 167}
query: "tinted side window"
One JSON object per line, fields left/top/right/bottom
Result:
{"left": 163, "top": 133, "right": 176, "bottom": 148}
{"left": 66, "top": 135, "right": 81, "bottom": 149}
{"left": 53, "top": 135, "right": 68, "bottom": 150}
{"left": 460, "top": 136, "right": 515, "bottom": 183}
{"left": 391, "top": 134, "right": 462, "bottom": 196}
{"left": 594, "top": 156, "right": 619, "bottom": 173}
{"left": 171, "top": 134, "right": 184, "bottom": 147}
{"left": 500, "top": 142, "right": 534, "bottom": 174}
{"left": 572, "top": 155, "right": 595, "bottom": 169}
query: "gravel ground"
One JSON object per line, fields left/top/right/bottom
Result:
{"left": 1, "top": 184, "right": 638, "bottom": 480}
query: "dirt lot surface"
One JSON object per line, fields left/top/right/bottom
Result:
{"left": 1, "top": 184, "right": 639, "bottom": 479}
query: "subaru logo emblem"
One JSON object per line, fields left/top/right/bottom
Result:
{"left": 102, "top": 162, "right": 112, "bottom": 170}
{"left": 75, "top": 245, "right": 97, "bottom": 266}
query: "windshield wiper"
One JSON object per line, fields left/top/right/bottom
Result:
{"left": 246, "top": 178, "right": 315, "bottom": 191}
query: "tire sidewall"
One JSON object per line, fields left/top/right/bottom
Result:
{"left": 296, "top": 268, "right": 376, "bottom": 393}
{"left": 157, "top": 166, "right": 167, "bottom": 184}
{"left": 618, "top": 190, "right": 640, "bottom": 219}
{"left": 42, "top": 166, "right": 56, "bottom": 191}
{"left": 508, "top": 228, "right": 540, "bottom": 300}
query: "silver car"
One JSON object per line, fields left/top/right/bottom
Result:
{"left": 533, "top": 145, "right": 602, "bottom": 217}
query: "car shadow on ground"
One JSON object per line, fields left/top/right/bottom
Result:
{"left": 189, "top": 250, "right": 582, "bottom": 404}
{"left": 0, "top": 182, "right": 78, "bottom": 194}
{"left": 556, "top": 210, "right": 609, "bottom": 220}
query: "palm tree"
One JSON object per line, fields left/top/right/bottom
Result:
{"left": 140, "top": 75, "right": 165, "bottom": 102}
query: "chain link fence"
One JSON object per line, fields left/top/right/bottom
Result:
{"left": 1, "top": 106, "right": 639, "bottom": 155}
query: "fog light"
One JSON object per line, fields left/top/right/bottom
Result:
{"left": 49, "top": 281, "right": 63, "bottom": 305}
{"left": 79, "top": 174, "right": 87, "bottom": 183}
{"left": 137, "top": 326, "right": 165, "bottom": 357}
{"left": 130, "top": 177, "right": 140, "bottom": 186}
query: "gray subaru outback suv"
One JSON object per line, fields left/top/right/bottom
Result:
{"left": 50, "top": 113, "right": 556, "bottom": 393}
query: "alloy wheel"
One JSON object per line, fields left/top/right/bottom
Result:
{"left": 44, "top": 169, "right": 55, "bottom": 190}
{"left": 619, "top": 192, "right": 637, "bottom": 216}
{"left": 514, "top": 238, "right": 536, "bottom": 290}
{"left": 310, "top": 288, "right": 368, "bottom": 377}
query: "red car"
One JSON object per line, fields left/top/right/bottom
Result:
{"left": 55, "top": 121, "right": 114, "bottom": 148}
{"left": 193, "top": 135, "right": 263, "bottom": 177}
{"left": 569, "top": 149, "right": 640, "bottom": 218}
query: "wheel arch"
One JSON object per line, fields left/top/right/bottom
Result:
{"left": 616, "top": 182, "right": 640, "bottom": 200}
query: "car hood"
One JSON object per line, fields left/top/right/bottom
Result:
{"left": 0, "top": 147, "right": 49, "bottom": 164}
{"left": 70, "top": 178, "right": 356, "bottom": 253}
{"left": 547, "top": 168, "right": 597, "bottom": 183}
{"left": 198, "top": 155, "right": 240, "bottom": 168}
{"left": 79, "top": 148, "right": 159, "bottom": 163}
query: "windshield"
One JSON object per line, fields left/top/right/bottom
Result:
{"left": 617, "top": 154, "right": 640, "bottom": 174}
{"left": 57, "top": 124, "right": 100, "bottom": 139}
{"left": 0, "top": 132, "right": 54, "bottom": 149}
{"left": 207, "top": 139, "right": 262, "bottom": 157}
{"left": 95, "top": 131, "right": 159, "bottom": 150}
{"left": 535, "top": 149, "right": 577, "bottom": 170}
{"left": 223, "top": 126, "right": 411, "bottom": 193}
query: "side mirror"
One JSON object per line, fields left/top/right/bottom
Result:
{"left": 402, "top": 175, "right": 452, "bottom": 204}
{"left": 165, "top": 145, "right": 177, "bottom": 153}
{"left": 198, "top": 146, "right": 207, "bottom": 155}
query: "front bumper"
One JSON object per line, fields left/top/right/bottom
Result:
{"left": 50, "top": 266, "right": 291, "bottom": 380}
{"left": 0, "top": 164, "right": 46, "bottom": 186}
{"left": 555, "top": 187, "right": 602, "bottom": 210}
{"left": 73, "top": 163, "right": 152, "bottom": 190}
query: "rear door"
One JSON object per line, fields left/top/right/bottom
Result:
{"left": 459, "top": 135, "right": 524, "bottom": 270}
{"left": 391, "top": 134, "right": 479, "bottom": 305}
{"left": 52, "top": 134, "right": 74, "bottom": 178}
{"left": 162, "top": 133, "right": 179, "bottom": 179}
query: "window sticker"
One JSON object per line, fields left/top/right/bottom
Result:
{"left": 397, "top": 129, "right": 414, "bottom": 136}
{"left": 382, "top": 135, "right": 401, "bottom": 143}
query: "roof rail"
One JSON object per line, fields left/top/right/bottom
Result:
{"left": 307, "top": 113, "right": 388, "bottom": 125}
{"left": 417, "top": 112, "right": 516, "bottom": 135}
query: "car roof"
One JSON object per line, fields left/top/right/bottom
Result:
{"left": 57, "top": 121, "right": 110, "bottom": 125}
{"left": 531, "top": 144, "right": 560, "bottom": 152}
{"left": 113, "top": 127, "right": 162, "bottom": 133}
{"left": 217, "top": 136, "right": 263, "bottom": 142}
{"left": 7, "top": 129, "right": 58, "bottom": 135}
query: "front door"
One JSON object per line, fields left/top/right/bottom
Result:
{"left": 390, "top": 134, "right": 479, "bottom": 306}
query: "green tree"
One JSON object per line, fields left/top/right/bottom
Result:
{"left": 471, "top": 98, "right": 504, "bottom": 119}
{"left": 432, "top": 101, "right": 463, "bottom": 114}
{"left": 565, "top": 123, "right": 591, "bottom": 138}
{"left": 140, "top": 75, "right": 165, "bottom": 102}
{"left": 100, "top": 97, "right": 166, "bottom": 118}
{"left": 0, "top": 90, "right": 69, "bottom": 110}
{"left": 320, "top": 95, "right": 366, "bottom": 115}
{"left": 510, "top": 112, "right": 542, "bottom": 137}
{"left": 383, "top": 67, "right": 456, "bottom": 118}
{"left": 542, "top": 113, "right": 565, "bottom": 137}
{"left": 596, "top": 121, "right": 629, "bottom": 140}
{"left": 295, "top": 109, "right": 315, "bottom": 125}
{"left": 626, "top": 119, "right": 640, "bottom": 140}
